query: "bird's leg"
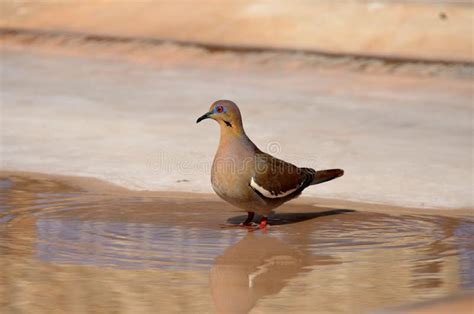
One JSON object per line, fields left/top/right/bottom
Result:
{"left": 220, "top": 212, "right": 256, "bottom": 229}
{"left": 240, "top": 212, "right": 255, "bottom": 226}
{"left": 258, "top": 216, "right": 268, "bottom": 229}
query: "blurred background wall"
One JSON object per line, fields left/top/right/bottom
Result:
{"left": 1, "top": 0, "right": 473, "bottom": 63}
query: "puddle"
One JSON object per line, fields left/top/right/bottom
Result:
{"left": 0, "top": 174, "right": 472, "bottom": 313}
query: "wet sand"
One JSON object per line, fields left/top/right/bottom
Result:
{"left": 1, "top": 172, "right": 473, "bottom": 313}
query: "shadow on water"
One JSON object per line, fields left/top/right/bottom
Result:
{"left": 226, "top": 209, "right": 355, "bottom": 226}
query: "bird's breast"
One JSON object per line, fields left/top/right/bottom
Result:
{"left": 211, "top": 145, "right": 256, "bottom": 208}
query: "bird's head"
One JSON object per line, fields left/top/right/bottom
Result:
{"left": 196, "top": 100, "right": 243, "bottom": 130}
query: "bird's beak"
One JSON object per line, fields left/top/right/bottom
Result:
{"left": 196, "top": 112, "right": 212, "bottom": 123}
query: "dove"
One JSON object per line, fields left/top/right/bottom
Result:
{"left": 197, "top": 100, "right": 343, "bottom": 229}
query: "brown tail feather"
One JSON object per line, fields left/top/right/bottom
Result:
{"left": 311, "top": 169, "right": 344, "bottom": 185}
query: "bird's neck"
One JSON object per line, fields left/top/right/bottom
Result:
{"left": 218, "top": 121, "right": 251, "bottom": 148}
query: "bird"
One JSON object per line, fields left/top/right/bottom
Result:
{"left": 196, "top": 100, "right": 344, "bottom": 229}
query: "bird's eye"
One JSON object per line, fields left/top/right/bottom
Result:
{"left": 216, "top": 105, "right": 223, "bottom": 113}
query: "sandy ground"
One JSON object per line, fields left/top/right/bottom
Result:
{"left": 1, "top": 41, "right": 473, "bottom": 211}
{"left": 1, "top": 0, "right": 473, "bottom": 62}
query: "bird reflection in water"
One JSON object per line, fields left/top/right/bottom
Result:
{"left": 210, "top": 232, "right": 339, "bottom": 314}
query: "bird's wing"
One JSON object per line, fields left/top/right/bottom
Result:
{"left": 250, "top": 152, "right": 315, "bottom": 199}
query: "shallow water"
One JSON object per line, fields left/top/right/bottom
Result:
{"left": 0, "top": 174, "right": 473, "bottom": 313}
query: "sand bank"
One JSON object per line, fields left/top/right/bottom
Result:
{"left": 1, "top": 0, "right": 473, "bottom": 62}
{"left": 1, "top": 169, "right": 472, "bottom": 219}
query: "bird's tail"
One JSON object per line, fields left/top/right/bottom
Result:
{"left": 311, "top": 169, "right": 344, "bottom": 185}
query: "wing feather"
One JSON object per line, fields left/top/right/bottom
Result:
{"left": 250, "top": 152, "right": 315, "bottom": 199}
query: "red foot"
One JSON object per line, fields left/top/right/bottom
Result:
{"left": 258, "top": 217, "right": 268, "bottom": 229}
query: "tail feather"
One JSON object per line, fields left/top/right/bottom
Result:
{"left": 311, "top": 169, "right": 344, "bottom": 185}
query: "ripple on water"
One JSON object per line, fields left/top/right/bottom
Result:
{"left": 35, "top": 218, "right": 246, "bottom": 270}
{"left": 302, "top": 212, "right": 474, "bottom": 292}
